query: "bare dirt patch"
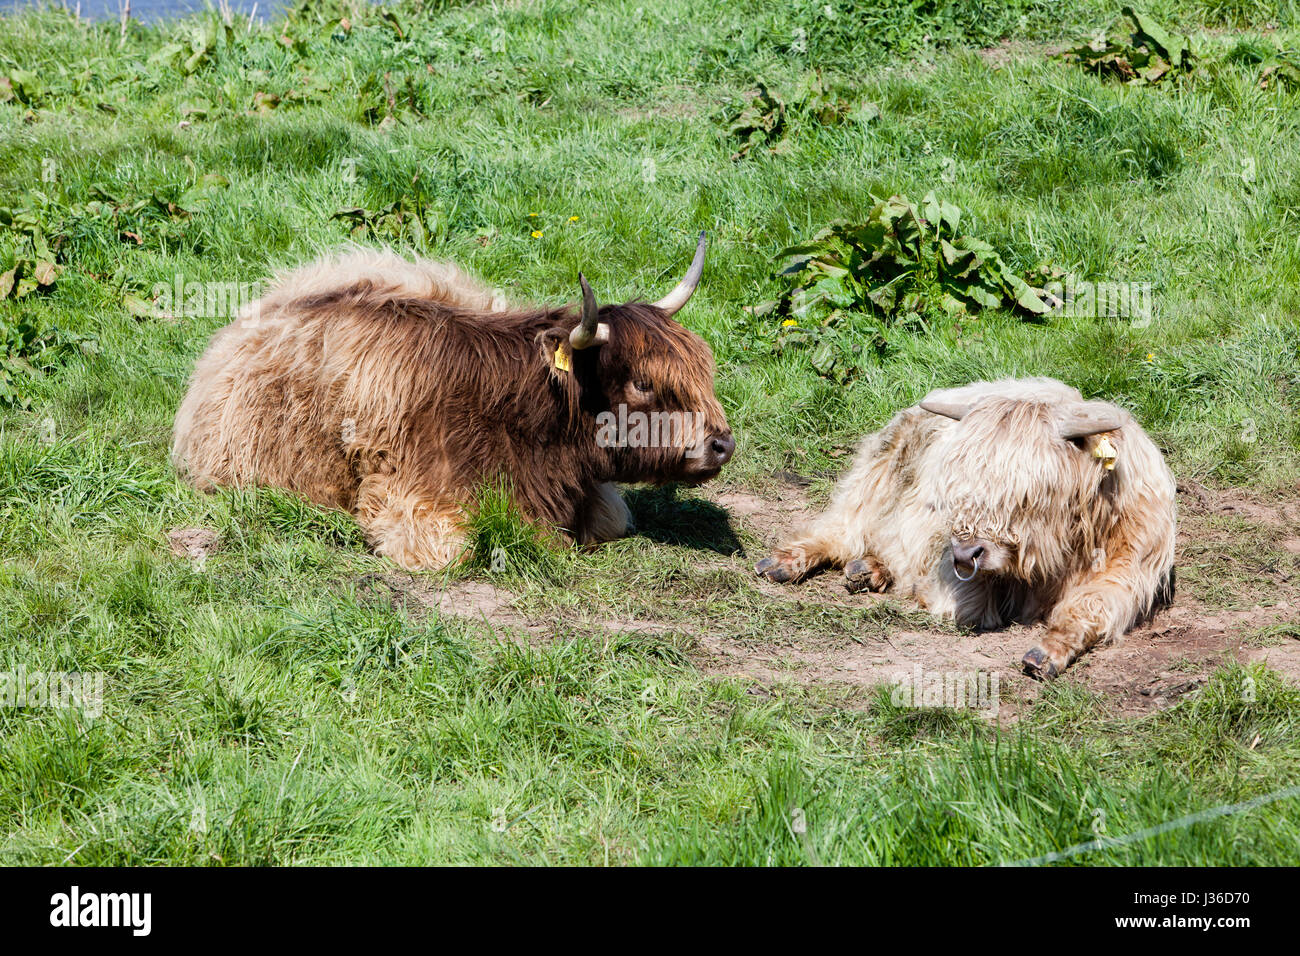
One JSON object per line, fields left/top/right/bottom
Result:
{"left": 362, "top": 480, "right": 1300, "bottom": 717}
{"left": 1177, "top": 479, "right": 1300, "bottom": 526}
{"left": 976, "top": 39, "right": 1069, "bottom": 69}
{"left": 693, "top": 588, "right": 1294, "bottom": 720}
{"left": 167, "top": 527, "right": 220, "bottom": 562}
{"left": 359, "top": 573, "right": 543, "bottom": 634}
{"left": 1253, "top": 641, "right": 1300, "bottom": 684}
{"left": 711, "top": 480, "right": 1300, "bottom": 717}
{"left": 358, "top": 572, "right": 679, "bottom": 641}
{"left": 744, "top": 482, "right": 1300, "bottom": 714}
{"left": 713, "top": 482, "right": 815, "bottom": 543}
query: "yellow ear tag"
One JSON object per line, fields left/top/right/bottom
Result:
{"left": 1093, "top": 434, "right": 1117, "bottom": 471}
{"left": 553, "top": 345, "right": 571, "bottom": 373}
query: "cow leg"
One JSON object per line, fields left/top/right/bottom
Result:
{"left": 755, "top": 541, "right": 828, "bottom": 583}
{"left": 757, "top": 409, "right": 934, "bottom": 586}
{"left": 1022, "top": 541, "right": 1174, "bottom": 679}
{"left": 353, "top": 477, "right": 465, "bottom": 571}
{"left": 756, "top": 494, "right": 898, "bottom": 585}
{"left": 1022, "top": 599, "right": 1119, "bottom": 680}
{"left": 755, "top": 523, "right": 856, "bottom": 584}
{"left": 577, "top": 482, "right": 633, "bottom": 544}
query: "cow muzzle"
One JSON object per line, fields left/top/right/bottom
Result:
{"left": 686, "top": 430, "right": 735, "bottom": 477}
{"left": 951, "top": 537, "right": 990, "bottom": 581}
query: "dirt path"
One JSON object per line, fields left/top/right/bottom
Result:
{"left": 705, "top": 478, "right": 1300, "bottom": 717}
{"left": 365, "top": 478, "right": 1300, "bottom": 720}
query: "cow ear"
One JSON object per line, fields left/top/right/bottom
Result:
{"left": 539, "top": 327, "right": 573, "bottom": 373}
{"left": 919, "top": 388, "right": 975, "bottom": 421}
{"left": 540, "top": 326, "right": 567, "bottom": 351}
{"left": 1056, "top": 401, "right": 1126, "bottom": 440}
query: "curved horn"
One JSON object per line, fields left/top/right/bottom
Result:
{"left": 652, "top": 230, "right": 707, "bottom": 317}
{"left": 569, "top": 272, "right": 608, "bottom": 350}
{"left": 920, "top": 385, "right": 977, "bottom": 422}
{"left": 1057, "top": 401, "right": 1126, "bottom": 440}
{"left": 920, "top": 398, "right": 973, "bottom": 421}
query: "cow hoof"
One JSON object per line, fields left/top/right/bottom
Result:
{"left": 1021, "top": 647, "right": 1059, "bottom": 681}
{"left": 843, "top": 559, "right": 870, "bottom": 593}
{"left": 844, "top": 558, "right": 891, "bottom": 594}
{"left": 756, "top": 555, "right": 795, "bottom": 583}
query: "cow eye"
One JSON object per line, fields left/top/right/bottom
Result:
{"left": 633, "top": 380, "right": 654, "bottom": 394}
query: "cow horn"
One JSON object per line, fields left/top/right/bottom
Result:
{"left": 920, "top": 394, "right": 975, "bottom": 421}
{"left": 652, "top": 231, "right": 707, "bottom": 317}
{"left": 569, "top": 273, "right": 609, "bottom": 350}
{"left": 1057, "top": 402, "right": 1126, "bottom": 440}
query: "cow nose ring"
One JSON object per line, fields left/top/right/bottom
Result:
{"left": 953, "top": 555, "right": 979, "bottom": 582}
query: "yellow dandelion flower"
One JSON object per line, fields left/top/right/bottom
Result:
{"left": 1146, "top": 352, "right": 1154, "bottom": 361}
{"left": 569, "top": 215, "right": 579, "bottom": 222}
{"left": 782, "top": 319, "right": 799, "bottom": 327}
{"left": 528, "top": 212, "right": 538, "bottom": 217}
{"left": 531, "top": 230, "right": 544, "bottom": 239}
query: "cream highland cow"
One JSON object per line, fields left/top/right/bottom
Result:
{"left": 757, "top": 377, "right": 1176, "bottom": 678}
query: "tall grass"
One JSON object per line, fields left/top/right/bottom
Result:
{"left": 1, "top": 0, "right": 1298, "bottom": 864}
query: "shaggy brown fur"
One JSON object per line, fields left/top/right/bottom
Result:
{"left": 173, "top": 248, "right": 733, "bottom": 569}
{"left": 757, "top": 378, "right": 1176, "bottom": 678}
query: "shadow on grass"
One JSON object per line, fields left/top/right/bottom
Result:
{"left": 624, "top": 485, "right": 744, "bottom": 556}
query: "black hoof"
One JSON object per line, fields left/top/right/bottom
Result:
{"left": 844, "top": 559, "right": 871, "bottom": 594}
{"left": 755, "top": 556, "right": 795, "bottom": 583}
{"left": 1022, "top": 647, "right": 1059, "bottom": 681}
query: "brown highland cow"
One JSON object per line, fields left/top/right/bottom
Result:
{"left": 173, "top": 234, "right": 734, "bottom": 569}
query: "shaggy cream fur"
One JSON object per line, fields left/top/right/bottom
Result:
{"left": 758, "top": 377, "right": 1176, "bottom": 678}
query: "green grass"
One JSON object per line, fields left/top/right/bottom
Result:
{"left": 2, "top": 0, "right": 1300, "bottom": 864}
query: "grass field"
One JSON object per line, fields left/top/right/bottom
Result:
{"left": 2, "top": 0, "right": 1300, "bottom": 865}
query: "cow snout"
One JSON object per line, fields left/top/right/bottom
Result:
{"left": 951, "top": 538, "right": 988, "bottom": 579}
{"left": 682, "top": 430, "right": 734, "bottom": 480}
{"left": 709, "top": 432, "right": 736, "bottom": 466}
